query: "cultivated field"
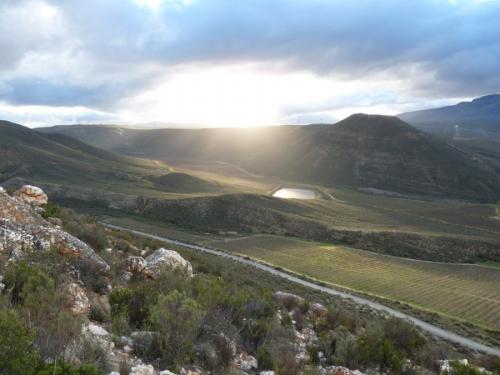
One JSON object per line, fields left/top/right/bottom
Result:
{"left": 207, "top": 235, "right": 500, "bottom": 331}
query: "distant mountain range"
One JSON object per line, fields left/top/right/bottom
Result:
{"left": 399, "top": 94, "right": 500, "bottom": 138}
{"left": 38, "top": 114, "right": 500, "bottom": 202}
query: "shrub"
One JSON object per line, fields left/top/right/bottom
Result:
{"left": 16, "top": 265, "right": 81, "bottom": 361}
{"left": 108, "top": 287, "right": 133, "bottom": 316}
{"left": 150, "top": 290, "right": 204, "bottom": 366}
{"left": 257, "top": 346, "right": 275, "bottom": 371}
{"left": 41, "top": 202, "right": 62, "bottom": 219}
{"left": 332, "top": 326, "right": 359, "bottom": 369}
{"left": 356, "top": 323, "right": 403, "bottom": 373}
{"left": 0, "top": 309, "right": 39, "bottom": 375}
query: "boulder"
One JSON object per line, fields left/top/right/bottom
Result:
{"left": 309, "top": 303, "right": 328, "bottom": 319}
{"left": 235, "top": 352, "right": 258, "bottom": 371}
{"left": 13, "top": 185, "right": 48, "bottom": 210}
{"left": 273, "top": 291, "right": 305, "bottom": 310}
{"left": 85, "top": 323, "right": 111, "bottom": 338}
{"left": 67, "top": 282, "right": 91, "bottom": 315}
{"left": 0, "top": 187, "right": 5, "bottom": 195}
{"left": 129, "top": 364, "right": 156, "bottom": 375}
{"left": 144, "top": 248, "right": 193, "bottom": 278}
{"left": 159, "top": 371, "right": 177, "bottom": 375}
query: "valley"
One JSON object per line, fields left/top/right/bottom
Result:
{"left": 2, "top": 116, "right": 500, "bottom": 372}
{"left": 2, "top": 2, "right": 500, "bottom": 373}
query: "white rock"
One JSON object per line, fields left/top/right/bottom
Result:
{"left": 85, "top": 323, "right": 110, "bottom": 337}
{"left": 67, "top": 282, "right": 91, "bottom": 315}
{"left": 14, "top": 185, "right": 48, "bottom": 208}
{"left": 0, "top": 187, "right": 5, "bottom": 195}
{"left": 129, "top": 364, "right": 156, "bottom": 375}
{"left": 260, "top": 372, "right": 276, "bottom": 375}
{"left": 145, "top": 248, "right": 193, "bottom": 278}
{"left": 159, "top": 371, "right": 177, "bottom": 375}
{"left": 109, "top": 372, "right": 120, "bottom": 375}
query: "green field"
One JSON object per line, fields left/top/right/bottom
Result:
{"left": 206, "top": 235, "right": 500, "bottom": 331}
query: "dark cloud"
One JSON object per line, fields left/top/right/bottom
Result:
{"left": 1, "top": 0, "right": 499, "bottom": 109}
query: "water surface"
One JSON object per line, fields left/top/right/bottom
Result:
{"left": 273, "top": 188, "right": 316, "bottom": 199}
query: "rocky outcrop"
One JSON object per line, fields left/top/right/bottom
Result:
{"left": 13, "top": 185, "right": 48, "bottom": 210}
{"left": 121, "top": 249, "right": 193, "bottom": 281}
{"left": 0, "top": 185, "right": 109, "bottom": 272}
{"left": 144, "top": 248, "right": 193, "bottom": 278}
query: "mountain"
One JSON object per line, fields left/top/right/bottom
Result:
{"left": 0, "top": 120, "right": 167, "bottom": 188}
{"left": 39, "top": 115, "right": 500, "bottom": 201}
{"left": 398, "top": 94, "right": 500, "bottom": 138}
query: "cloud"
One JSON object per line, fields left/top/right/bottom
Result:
{"left": 0, "top": 0, "right": 499, "bottom": 123}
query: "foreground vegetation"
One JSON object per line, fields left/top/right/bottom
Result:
{"left": 2, "top": 204, "right": 499, "bottom": 374}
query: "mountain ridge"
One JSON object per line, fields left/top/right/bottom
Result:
{"left": 36, "top": 115, "right": 500, "bottom": 202}
{"left": 398, "top": 94, "right": 500, "bottom": 137}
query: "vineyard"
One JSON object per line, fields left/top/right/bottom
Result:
{"left": 209, "top": 235, "right": 500, "bottom": 331}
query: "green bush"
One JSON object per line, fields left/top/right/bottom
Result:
{"left": 0, "top": 309, "right": 39, "bottom": 375}
{"left": 150, "top": 290, "right": 204, "bottom": 366}
{"left": 257, "top": 346, "right": 275, "bottom": 371}
{"left": 8, "top": 263, "right": 81, "bottom": 361}
{"left": 41, "top": 203, "right": 62, "bottom": 219}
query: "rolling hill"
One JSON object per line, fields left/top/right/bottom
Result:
{"left": 39, "top": 114, "right": 500, "bottom": 202}
{"left": 0, "top": 120, "right": 170, "bottom": 188}
{"left": 398, "top": 94, "right": 500, "bottom": 138}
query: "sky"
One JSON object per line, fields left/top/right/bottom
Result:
{"left": 0, "top": 0, "right": 499, "bottom": 127}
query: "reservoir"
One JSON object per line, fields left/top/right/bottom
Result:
{"left": 272, "top": 188, "right": 316, "bottom": 199}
